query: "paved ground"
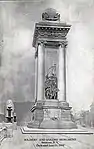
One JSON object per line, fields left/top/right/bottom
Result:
{"left": 1, "top": 126, "right": 94, "bottom": 149}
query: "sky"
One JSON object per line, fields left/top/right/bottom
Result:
{"left": 0, "top": 0, "right": 94, "bottom": 112}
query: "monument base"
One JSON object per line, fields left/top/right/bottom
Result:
{"left": 40, "top": 120, "right": 77, "bottom": 129}
{"left": 27, "top": 121, "right": 40, "bottom": 128}
{"left": 21, "top": 126, "right": 93, "bottom": 134}
{"left": 27, "top": 100, "right": 77, "bottom": 129}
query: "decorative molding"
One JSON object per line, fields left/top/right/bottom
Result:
{"left": 33, "top": 22, "right": 71, "bottom": 48}
{"left": 37, "top": 27, "right": 68, "bottom": 39}
{"left": 59, "top": 41, "right": 68, "bottom": 48}
{"left": 37, "top": 40, "right": 47, "bottom": 46}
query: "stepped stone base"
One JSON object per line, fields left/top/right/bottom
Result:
{"left": 40, "top": 120, "right": 77, "bottom": 129}
{"left": 27, "top": 100, "right": 77, "bottom": 129}
{"left": 27, "top": 121, "right": 40, "bottom": 128}
{"left": 21, "top": 126, "right": 93, "bottom": 134}
{"left": 58, "top": 120, "right": 77, "bottom": 129}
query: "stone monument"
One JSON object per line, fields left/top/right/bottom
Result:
{"left": 28, "top": 8, "right": 77, "bottom": 129}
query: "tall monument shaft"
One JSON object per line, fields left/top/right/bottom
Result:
{"left": 35, "top": 42, "right": 67, "bottom": 102}
{"left": 28, "top": 8, "right": 77, "bottom": 129}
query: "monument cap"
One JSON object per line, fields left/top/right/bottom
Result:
{"left": 42, "top": 8, "right": 60, "bottom": 21}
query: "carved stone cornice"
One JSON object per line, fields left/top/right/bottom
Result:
{"left": 37, "top": 27, "right": 69, "bottom": 39}
{"left": 33, "top": 22, "right": 71, "bottom": 48}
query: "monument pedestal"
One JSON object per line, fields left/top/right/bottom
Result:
{"left": 58, "top": 101, "right": 77, "bottom": 129}
{"left": 27, "top": 100, "right": 77, "bottom": 129}
{"left": 27, "top": 101, "right": 44, "bottom": 128}
{"left": 40, "top": 100, "right": 60, "bottom": 129}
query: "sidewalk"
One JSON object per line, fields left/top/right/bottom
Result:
{"left": 1, "top": 126, "right": 94, "bottom": 149}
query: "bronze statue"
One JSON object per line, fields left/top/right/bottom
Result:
{"left": 45, "top": 64, "right": 59, "bottom": 99}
